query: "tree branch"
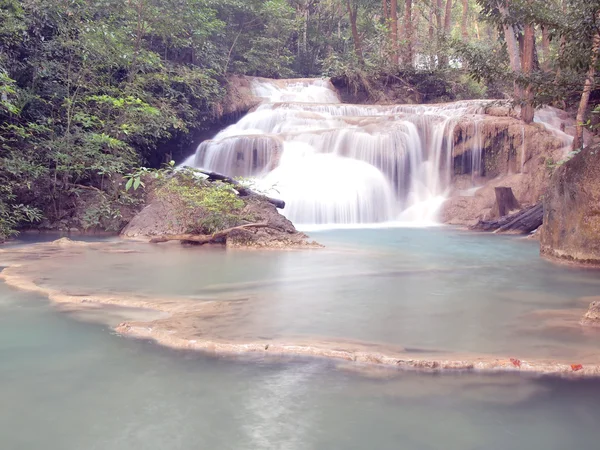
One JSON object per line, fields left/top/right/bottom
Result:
{"left": 149, "top": 222, "right": 269, "bottom": 244}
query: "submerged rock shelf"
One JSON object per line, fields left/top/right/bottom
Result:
{"left": 2, "top": 238, "right": 600, "bottom": 379}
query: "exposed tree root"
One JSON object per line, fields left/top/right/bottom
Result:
{"left": 149, "top": 222, "right": 269, "bottom": 244}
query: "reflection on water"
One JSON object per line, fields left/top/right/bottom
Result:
{"left": 16, "top": 227, "right": 600, "bottom": 359}
{"left": 1, "top": 282, "right": 600, "bottom": 449}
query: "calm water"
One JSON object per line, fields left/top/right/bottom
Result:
{"left": 2, "top": 228, "right": 600, "bottom": 449}
{"left": 2, "top": 281, "right": 600, "bottom": 449}
{"left": 25, "top": 227, "right": 600, "bottom": 358}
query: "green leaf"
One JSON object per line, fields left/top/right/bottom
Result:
{"left": 125, "top": 178, "right": 133, "bottom": 191}
{"left": 133, "top": 177, "right": 141, "bottom": 190}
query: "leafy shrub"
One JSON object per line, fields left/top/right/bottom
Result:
{"left": 126, "top": 165, "right": 248, "bottom": 234}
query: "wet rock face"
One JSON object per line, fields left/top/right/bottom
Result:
{"left": 540, "top": 146, "right": 600, "bottom": 265}
{"left": 442, "top": 117, "right": 567, "bottom": 226}
{"left": 452, "top": 118, "right": 565, "bottom": 179}
{"left": 214, "top": 75, "right": 261, "bottom": 119}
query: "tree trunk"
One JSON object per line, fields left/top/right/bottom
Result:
{"left": 574, "top": 21, "right": 600, "bottom": 150}
{"left": 303, "top": 7, "right": 309, "bottom": 53}
{"left": 390, "top": 0, "right": 399, "bottom": 66}
{"left": 403, "top": 0, "right": 413, "bottom": 66}
{"left": 346, "top": 1, "right": 364, "bottom": 62}
{"left": 443, "top": 0, "right": 452, "bottom": 34}
{"left": 502, "top": 22, "right": 520, "bottom": 71}
{"left": 541, "top": 26, "right": 550, "bottom": 70}
{"left": 435, "top": 0, "right": 443, "bottom": 29}
{"left": 499, "top": 4, "right": 522, "bottom": 100}
{"left": 436, "top": 0, "right": 453, "bottom": 66}
{"left": 521, "top": 23, "right": 535, "bottom": 124}
{"left": 493, "top": 187, "right": 521, "bottom": 218}
{"left": 461, "top": 0, "right": 468, "bottom": 40}
{"left": 429, "top": 5, "right": 435, "bottom": 41}
{"left": 383, "top": 0, "right": 388, "bottom": 21}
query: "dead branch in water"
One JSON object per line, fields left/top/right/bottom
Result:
{"left": 149, "top": 222, "right": 269, "bottom": 244}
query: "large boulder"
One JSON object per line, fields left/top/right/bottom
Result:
{"left": 121, "top": 177, "right": 320, "bottom": 249}
{"left": 540, "top": 146, "right": 600, "bottom": 265}
{"left": 227, "top": 199, "right": 321, "bottom": 249}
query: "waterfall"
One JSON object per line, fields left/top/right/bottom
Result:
{"left": 470, "top": 119, "right": 483, "bottom": 180}
{"left": 534, "top": 106, "right": 574, "bottom": 156}
{"left": 183, "top": 78, "right": 488, "bottom": 229}
{"left": 521, "top": 125, "right": 526, "bottom": 173}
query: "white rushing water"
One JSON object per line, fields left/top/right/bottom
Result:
{"left": 183, "top": 78, "right": 490, "bottom": 228}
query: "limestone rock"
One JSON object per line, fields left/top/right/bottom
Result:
{"left": 227, "top": 200, "right": 322, "bottom": 249}
{"left": 540, "top": 146, "right": 600, "bottom": 265}
{"left": 121, "top": 191, "right": 319, "bottom": 249}
{"left": 121, "top": 201, "right": 186, "bottom": 238}
{"left": 213, "top": 75, "right": 261, "bottom": 119}
{"left": 582, "top": 301, "right": 600, "bottom": 326}
{"left": 442, "top": 115, "right": 568, "bottom": 226}
{"left": 50, "top": 237, "right": 88, "bottom": 247}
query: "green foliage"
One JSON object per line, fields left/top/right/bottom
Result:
{"left": 1, "top": 0, "right": 599, "bottom": 239}
{"left": 154, "top": 168, "right": 246, "bottom": 234}
{"left": 452, "top": 39, "right": 508, "bottom": 85}
{"left": 0, "top": 194, "right": 42, "bottom": 240}
{"left": 545, "top": 148, "right": 583, "bottom": 174}
{"left": 218, "top": 0, "right": 297, "bottom": 76}
{"left": 471, "top": 0, "right": 600, "bottom": 110}
{"left": 0, "top": 0, "right": 227, "bottom": 238}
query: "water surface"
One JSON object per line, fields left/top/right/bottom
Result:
{"left": 18, "top": 227, "right": 600, "bottom": 359}
{"left": 2, "top": 281, "right": 600, "bottom": 449}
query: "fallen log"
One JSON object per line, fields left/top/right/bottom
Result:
{"left": 494, "top": 203, "right": 543, "bottom": 234}
{"left": 471, "top": 203, "right": 543, "bottom": 234}
{"left": 195, "top": 169, "right": 285, "bottom": 209}
{"left": 149, "top": 222, "right": 269, "bottom": 244}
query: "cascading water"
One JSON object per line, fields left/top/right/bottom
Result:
{"left": 534, "top": 106, "right": 575, "bottom": 155}
{"left": 183, "top": 78, "right": 488, "bottom": 228}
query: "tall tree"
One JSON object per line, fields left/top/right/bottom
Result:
{"left": 436, "top": 0, "right": 443, "bottom": 29}
{"left": 403, "top": 0, "right": 413, "bottom": 65}
{"left": 391, "top": 0, "right": 399, "bottom": 65}
{"left": 573, "top": 13, "right": 600, "bottom": 149}
{"left": 521, "top": 22, "right": 536, "bottom": 123}
{"left": 444, "top": 0, "right": 453, "bottom": 34}
{"left": 498, "top": 2, "right": 523, "bottom": 99}
{"left": 541, "top": 26, "right": 551, "bottom": 69}
{"left": 346, "top": 0, "right": 364, "bottom": 62}
{"left": 461, "top": 0, "right": 469, "bottom": 39}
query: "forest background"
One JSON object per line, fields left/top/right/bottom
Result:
{"left": 1, "top": 0, "right": 599, "bottom": 238}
